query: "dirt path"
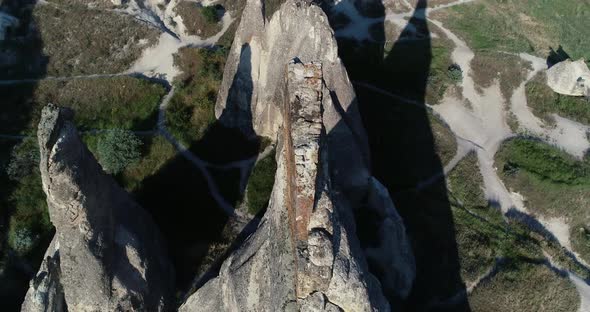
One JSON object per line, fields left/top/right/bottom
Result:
{"left": 348, "top": 0, "right": 590, "bottom": 304}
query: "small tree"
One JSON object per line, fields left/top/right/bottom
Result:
{"left": 201, "top": 6, "right": 219, "bottom": 24}
{"left": 447, "top": 63, "right": 463, "bottom": 83}
{"left": 6, "top": 138, "right": 40, "bottom": 181}
{"left": 97, "top": 129, "right": 142, "bottom": 174}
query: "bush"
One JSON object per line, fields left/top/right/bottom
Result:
{"left": 8, "top": 227, "right": 37, "bottom": 256}
{"left": 498, "top": 138, "right": 590, "bottom": 185}
{"left": 6, "top": 138, "right": 39, "bottom": 181}
{"left": 246, "top": 151, "right": 277, "bottom": 215}
{"left": 447, "top": 64, "right": 463, "bottom": 83}
{"left": 97, "top": 129, "right": 143, "bottom": 174}
{"left": 201, "top": 6, "right": 219, "bottom": 23}
{"left": 168, "top": 47, "right": 226, "bottom": 144}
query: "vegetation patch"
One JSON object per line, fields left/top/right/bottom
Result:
{"left": 175, "top": 2, "right": 222, "bottom": 38}
{"left": 96, "top": 129, "right": 143, "bottom": 175}
{"left": 0, "top": 138, "right": 53, "bottom": 309}
{"left": 1, "top": 77, "right": 165, "bottom": 134}
{"left": 496, "top": 138, "right": 590, "bottom": 185}
{"left": 447, "top": 152, "right": 584, "bottom": 311}
{"left": 447, "top": 153, "right": 497, "bottom": 283}
{"left": 382, "top": 35, "right": 456, "bottom": 104}
{"left": 470, "top": 51, "right": 531, "bottom": 100}
{"left": 167, "top": 47, "right": 227, "bottom": 145}
{"left": 119, "top": 135, "right": 177, "bottom": 192}
{"left": 430, "top": 113, "right": 457, "bottom": 166}
{"left": 468, "top": 261, "right": 578, "bottom": 312}
{"left": 495, "top": 137, "right": 590, "bottom": 262}
{"left": 436, "top": 0, "right": 590, "bottom": 62}
{"left": 33, "top": 3, "right": 159, "bottom": 76}
{"left": 525, "top": 72, "right": 590, "bottom": 126}
{"left": 246, "top": 151, "right": 277, "bottom": 215}
{"left": 264, "top": 0, "right": 285, "bottom": 20}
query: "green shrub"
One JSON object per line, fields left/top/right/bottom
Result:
{"left": 246, "top": 152, "right": 277, "bottom": 215}
{"left": 6, "top": 172, "right": 52, "bottom": 257}
{"left": 498, "top": 138, "right": 590, "bottom": 185}
{"left": 8, "top": 227, "right": 37, "bottom": 256}
{"left": 447, "top": 64, "right": 463, "bottom": 83}
{"left": 6, "top": 138, "right": 39, "bottom": 181}
{"left": 201, "top": 6, "right": 219, "bottom": 23}
{"left": 97, "top": 129, "right": 143, "bottom": 174}
{"left": 168, "top": 47, "right": 227, "bottom": 144}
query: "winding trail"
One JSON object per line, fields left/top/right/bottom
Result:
{"left": 0, "top": 3, "right": 256, "bottom": 223}
{"left": 341, "top": 0, "right": 590, "bottom": 307}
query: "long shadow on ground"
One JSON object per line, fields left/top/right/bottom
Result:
{"left": 133, "top": 43, "right": 263, "bottom": 297}
{"left": 324, "top": 0, "right": 470, "bottom": 310}
{"left": 0, "top": 0, "right": 51, "bottom": 310}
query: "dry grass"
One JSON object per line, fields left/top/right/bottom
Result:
{"left": 1, "top": 76, "right": 164, "bottom": 139}
{"left": 434, "top": 0, "right": 590, "bottom": 62}
{"left": 469, "top": 261, "right": 579, "bottom": 312}
{"left": 174, "top": 2, "right": 222, "bottom": 38}
{"left": 33, "top": 3, "right": 159, "bottom": 75}
{"left": 495, "top": 138, "right": 590, "bottom": 263}
{"left": 526, "top": 72, "right": 590, "bottom": 126}
{"left": 470, "top": 51, "right": 531, "bottom": 101}
{"left": 34, "top": 76, "right": 165, "bottom": 130}
{"left": 430, "top": 113, "right": 457, "bottom": 166}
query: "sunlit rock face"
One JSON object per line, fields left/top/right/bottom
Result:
{"left": 181, "top": 59, "right": 390, "bottom": 312}
{"left": 22, "top": 104, "right": 173, "bottom": 312}
{"left": 181, "top": 0, "right": 416, "bottom": 310}
{"left": 546, "top": 59, "right": 590, "bottom": 97}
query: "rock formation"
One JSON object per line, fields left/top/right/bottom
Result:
{"left": 21, "top": 105, "right": 173, "bottom": 312}
{"left": 212, "top": 0, "right": 415, "bottom": 306}
{"left": 181, "top": 0, "right": 415, "bottom": 310}
{"left": 546, "top": 58, "right": 590, "bottom": 97}
{"left": 22, "top": 1, "right": 415, "bottom": 311}
{"left": 181, "top": 59, "right": 389, "bottom": 312}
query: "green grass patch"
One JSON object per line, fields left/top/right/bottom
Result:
{"left": 246, "top": 151, "right": 277, "bottom": 215}
{"left": 469, "top": 260, "right": 579, "bottom": 312}
{"left": 167, "top": 47, "right": 227, "bottom": 145}
{"left": 447, "top": 152, "right": 585, "bottom": 309}
{"left": 495, "top": 137, "right": 590, "bottom": 263}
{"left": 119, "top": 135, "right": 177, "bottom": 192}
{"left": 175, "top": 3, "right": 223, "bottom": 37}
{"left": 264, "top": 0, "right": 285, "bottom": 20}
{"left": 470, "top": 51, "right": 532, "bottom": 100}
{"left": 382, "top": 35, "right": 455, "bottom": 104}
{"left": 430, "top": 113, "right": 457, "bottom": 166}
{"left": 496, "top": 138, "right": 590, "bottom": 185}
{"left": 1, "top": 77, "right": 165, "bottom": 134}
{"left": 526, "top": 72, "right": 590, "bottom": 126}
{"left": 82, "top": 133, "right": 177, "bottom": 192}
{"left": 437, "top": 0, "right": 590, "bottom": 62}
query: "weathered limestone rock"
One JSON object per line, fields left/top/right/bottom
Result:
{"left": 546, "top": 59, "right": 590, "bottom": 97}
{"left": 180, "top": 60, "right": 390, "bottom": 311}
{"left": 21, "top": 239, "right": 66, "bottom": 312}
{"left": 183, "top": 0, "right": 416, "bottom": 309}
{"left": 22, "top": 104, "right": 173, "bottom": 312}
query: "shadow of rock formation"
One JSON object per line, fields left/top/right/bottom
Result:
{"left": 324, "top": 0, "right": 471, "bottom": 310}
{"left": 0, "top": 0, "right": 49, "bottom": 310}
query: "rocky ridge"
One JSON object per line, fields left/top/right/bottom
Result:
{"left": 181, "top": 59, "right": 390, "bottom": 311}
{"left": 21, "top": 0, "right": 415, "bottom": 311}
{"left": 21, "top": 105, "right": 173, "bottom": 312}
